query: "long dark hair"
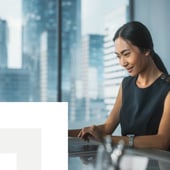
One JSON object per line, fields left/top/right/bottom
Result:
{"left": 113, "top": 21, "right": 168, "bottom": 74}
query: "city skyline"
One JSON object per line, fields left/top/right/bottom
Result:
{"left": 0, "top": 0, "right": 129, "bottom": 125}
{"left": 0, "top": 0, "right": 120, "bottom": 68}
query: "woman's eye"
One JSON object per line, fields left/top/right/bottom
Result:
{"left": 124, "top": 53, "right": 130, "bottom": 57}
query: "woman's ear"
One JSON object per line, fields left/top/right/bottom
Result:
{"left": 144, "top": 49, "right": 151, "bottom": 56}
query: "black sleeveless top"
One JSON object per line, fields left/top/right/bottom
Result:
{"left": 120, "top": 74, "right": 170, "bottom": 136}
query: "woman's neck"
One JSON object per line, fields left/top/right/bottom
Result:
{"left": 136, "top": 62, "right": 162, "bottom": 88}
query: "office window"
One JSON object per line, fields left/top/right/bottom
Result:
{"left": 66, "top": 0, "right": 131, "bottom": 129}
{"left": 0, "top": 0, "right": 130, "bottom": 131}
{"left": 0, "top": 0, "right": 58, "bottom": 102}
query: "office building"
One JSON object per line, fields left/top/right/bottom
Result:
{"left": 0, "top": 19, "right": 8, "bottom": 68}
{"left": 40, "top": 32, "right": 48, "bottom": 101}
{"left": 22, "top": 0, "right": 44, "bottom": 101}
{"left": 103, "top": 6, "right": 129, "bottom": 114}
{"left": 22, "top": 0, "right": 57, "bottom": 101}
{"left": 44, "top": 0, "right": 58, "bottom": 101}
{"left": 80, "top": 34, "right": 106, "bottom": 121}
{"left": 62, "top": 0, "right": 82, "bottom": 120}
{"left": 0, "top": 68, "right": 30, "bottom": 101}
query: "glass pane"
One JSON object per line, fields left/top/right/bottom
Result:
{"left": 65, "top": 0, "right": 130, "bottom": 129}
{"left": 0, "top": 0, "right": 58, "bottom": 102}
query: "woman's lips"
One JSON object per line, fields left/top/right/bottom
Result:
{"left": 127, "top": 66, "right": 134, "bottom": 73}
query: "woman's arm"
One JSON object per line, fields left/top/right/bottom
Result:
{"left": 68, "top": 129, "right": 81, "bottom": 137}
{"left": 78, "top": 85, "right": 123, "bottom": 140}
{"left": 103, "top": 84, "right": 122, "bottom": 134}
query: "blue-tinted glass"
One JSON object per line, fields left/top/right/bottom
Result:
{"left": 0, "top": 0, "right": 58, "bottom": 102}
{"left": 65, "top": 0, "right": 130, "bottom": 129}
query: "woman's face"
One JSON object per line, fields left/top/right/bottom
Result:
{"left": 114, "top": 37, "right": 150, "bottom": 76}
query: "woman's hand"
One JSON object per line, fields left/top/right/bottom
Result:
{"left": 77, "top": 125, "right": 104, "bottom": 142}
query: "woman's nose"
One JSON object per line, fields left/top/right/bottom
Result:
{"left": 120, "top": 57, "right": 128, "bottom": 67}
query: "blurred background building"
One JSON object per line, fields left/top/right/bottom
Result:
{"left": 0, "top": 19, "right": 8, "bottom": 68}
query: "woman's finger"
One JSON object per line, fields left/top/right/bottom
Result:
{"left": 77, "top": 129, "right": 83, "bottom": 138}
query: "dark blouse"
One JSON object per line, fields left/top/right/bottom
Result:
{"left": 120, "top": 74, "right": 170, "bottom": 136}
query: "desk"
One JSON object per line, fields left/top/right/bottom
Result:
{"left": 68, "top": 138, "right": 170, "bottom": 170}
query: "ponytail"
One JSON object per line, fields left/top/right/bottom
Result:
{"left": 152, "top": 51, "right": 168, "bottom": 74}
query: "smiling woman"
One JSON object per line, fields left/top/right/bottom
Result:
{"left": 114, "top": 37, "right": 151, "bottom": 76}
{"left": 69, "top": 21, "right": 170, "bottom": 151}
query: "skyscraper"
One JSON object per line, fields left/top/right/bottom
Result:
{"left": 22, "top": 0, "right": 81, "bottom": 105}
{"left": 0, "top": 19, "right": 8, "bottom": 68}
{"left": 44, "top": 0, "right": 58, "bottom": 101}
{"left": 80, "top": 34, "right": 105, "bottom": 121}
{"left": 0, "top": 19, "right": 30, "bottom": 102}
{"left": 0, "top": 68, "right": 30, "bottom": 101}
{"left": 61, "top": 0, "right": 82, "bottom": 117}
{"left": 22, "top": 0, "right": 57, "bottom": 101}
{"left": 22, "top": 0, "right": 44, "bottom": 101}
{"left": 103, "top": 6, "right": 129, "bottom": 114}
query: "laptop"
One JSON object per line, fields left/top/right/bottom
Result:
{"left": 68, "top": 137, "right": 101, "bottom": 156}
